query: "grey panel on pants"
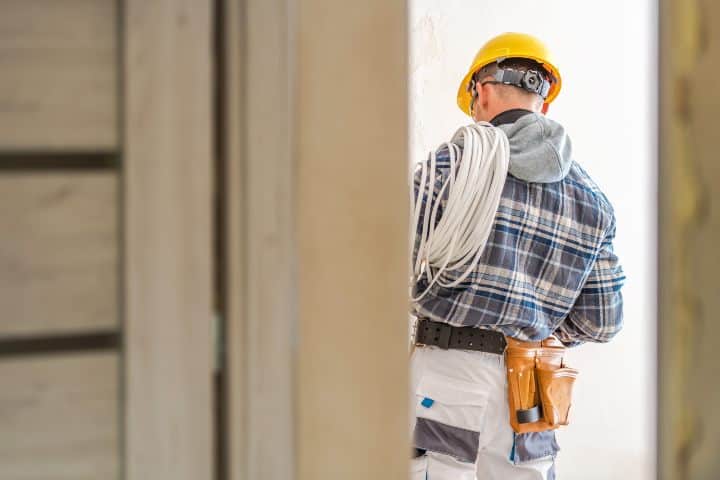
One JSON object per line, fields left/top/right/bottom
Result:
{"left": 413, "top": 417, "right": 480, "bottom": 464}
{"left": 514, "top": 431, "right": 560, "bottom": 464}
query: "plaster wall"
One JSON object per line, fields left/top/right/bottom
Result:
{"left": 410, "top": 2, "right": 657, "bottom": 478}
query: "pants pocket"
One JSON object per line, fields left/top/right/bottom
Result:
{"left": 511, "top": 431, "right": 561, "bottom": 465}
{"left": 412, "top": 372, "right": 488, "bottom": 464}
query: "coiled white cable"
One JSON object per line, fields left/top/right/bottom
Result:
{"left": 410, "top": 122, "right": 510, "bottom": 302}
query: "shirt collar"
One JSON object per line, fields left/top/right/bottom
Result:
{"left": 489, "top": 108, "right": 534, "bottom": 127}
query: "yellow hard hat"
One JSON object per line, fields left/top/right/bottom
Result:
{"left": 456, "top": 32, "right": 562, "bottom": 116}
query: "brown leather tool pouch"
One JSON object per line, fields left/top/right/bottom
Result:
{"left": 505, "top": 336, "right": 578, "bottom": 433}
{"left": 537, "top": 365, "right": 578, "bottom": 427}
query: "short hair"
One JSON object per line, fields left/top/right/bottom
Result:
{"left": 472, "top": 58, "right": 553, "bottom": 108}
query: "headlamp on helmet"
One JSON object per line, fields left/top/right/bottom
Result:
{"left": 470, "top": 65, "right": 552, "bottom": 99}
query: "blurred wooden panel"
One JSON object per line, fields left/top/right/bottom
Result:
{"left": 222, "top": 0, "right": 248, "bottom": 478}
{"left": 0, "top": 352, "right": 119, "bottom": 479}
{"left": 125, "top": 1, "right": 214, "bottom": 479}
{"left": 295, "top": 1, "right": 408, "bottom": 479}
{"left": 224, "top": 0, "right": 296, "bottom": 479}
{"left": 0, "top": 0, "right": 117, "bottom": 150}
{"left": 659, "top": 0, "right": 720, "bottom": 479}
{"left": 0, "top": 172, "right": 117, "bottom": 338}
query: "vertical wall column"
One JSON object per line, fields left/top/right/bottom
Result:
{"left": 223, "top": 0, "right": 296, "bottom": 479}
{"left": 659, "top": 0, "right": 720, "bottom": 478}
{"left": 124, "top": 1, "right": 214, "bottom": 479}
{"left": 295, "top": 1, "right": 409, "bottom": 478}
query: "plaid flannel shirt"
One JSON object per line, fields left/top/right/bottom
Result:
{"left": 412, "top": 142, "right": 625, "bottom": 345}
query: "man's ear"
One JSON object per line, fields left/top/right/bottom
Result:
{"left": 478, "top": 82, "right": 492, "bottom": 109}
{"left": 475, "top": 81, "right": 485, "bottom": 101}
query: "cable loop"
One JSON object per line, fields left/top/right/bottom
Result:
{"left": 410, "top": 122, "right": 510, "bottom": 302}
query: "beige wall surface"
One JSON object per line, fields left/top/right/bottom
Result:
{"left": 295, "top": 1, "right": 409, "bottom": 479}
{"left": 659, "top": 0, "right": 720, "bottom": 479}
{"left": 0, "top": 352, "right": 119, "bottom": 480}
{"left": 0, "top": 1, "right": 122, "bottom": 479}
{"left": 0, "top": 1, "right": 420, "bottom": 479}
{"left": 0, "top": 172, "right": 117, "bottom": 338}
{"left": 0, "top": 0, "right": 117, "bottom": 151}
{"left": 124, "top": 1, "right": 214, "bottom": 479}
{"left": 225, "top": 0, "right": 297, "bottom": 479}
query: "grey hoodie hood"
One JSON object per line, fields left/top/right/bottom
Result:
{"left": 496, "top": 113, "right": 572, "bottom": 183}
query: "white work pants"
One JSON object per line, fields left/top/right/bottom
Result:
{"left": 410, "top": 345, "right": 557, "bottom": 480}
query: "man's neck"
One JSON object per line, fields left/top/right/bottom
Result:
{"left": 489, "top": 108, "right": 534, "bottom": 126}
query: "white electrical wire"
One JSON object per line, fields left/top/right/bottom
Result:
{"left": 410, "top": 122, "right": 510, "bottom": 302}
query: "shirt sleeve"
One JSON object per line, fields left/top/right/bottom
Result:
{"left": 554, "top": 218, "right": 626, "bottom": 346}
{"left": 411, "top": 152, "right": 448, "bottom": 269}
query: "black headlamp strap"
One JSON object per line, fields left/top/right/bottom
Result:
{"left": 481, "top": 68, "right": 551, "bottom": 99}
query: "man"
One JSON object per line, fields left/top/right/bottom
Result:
{"left": 410, "top": 32, "right": 625, "bottom": 480}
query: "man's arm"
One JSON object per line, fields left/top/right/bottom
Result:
{"left": 554, "top": 219, "right": 626, "bottom": 346}
{"left": 411, "top": 151, "right": 449, "bottom": 269}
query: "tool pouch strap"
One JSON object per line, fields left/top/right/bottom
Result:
{"left": 505, "top": 336, "right": 579, "bottom": 433}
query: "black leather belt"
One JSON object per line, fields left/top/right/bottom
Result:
{"left": 414, "top": 318, "right": 507, "bottom": 355}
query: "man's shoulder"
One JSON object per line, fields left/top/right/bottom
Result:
{"left": 564, "top": 161, "right": 616, "bottom": 223}
{"left": 433, "top": 145, "right": 454, "bottom": 169}
{"left": 413, "top": 145, "right": 454, "bottom": 180}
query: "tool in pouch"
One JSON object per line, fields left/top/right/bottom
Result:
{"left": 505, "top": 336, "right": 578, "bottom": 433}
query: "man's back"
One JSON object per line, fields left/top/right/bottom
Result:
{"left": 412, "top": 111, "right": 625, "bottom": 345}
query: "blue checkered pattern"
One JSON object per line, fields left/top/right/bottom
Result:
{"left": 412, "top": 147, "right": 625, "bottom": 345}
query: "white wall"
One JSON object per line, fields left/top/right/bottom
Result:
{"left": 409, "top": 1, "right": 657, "bottom": 478}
